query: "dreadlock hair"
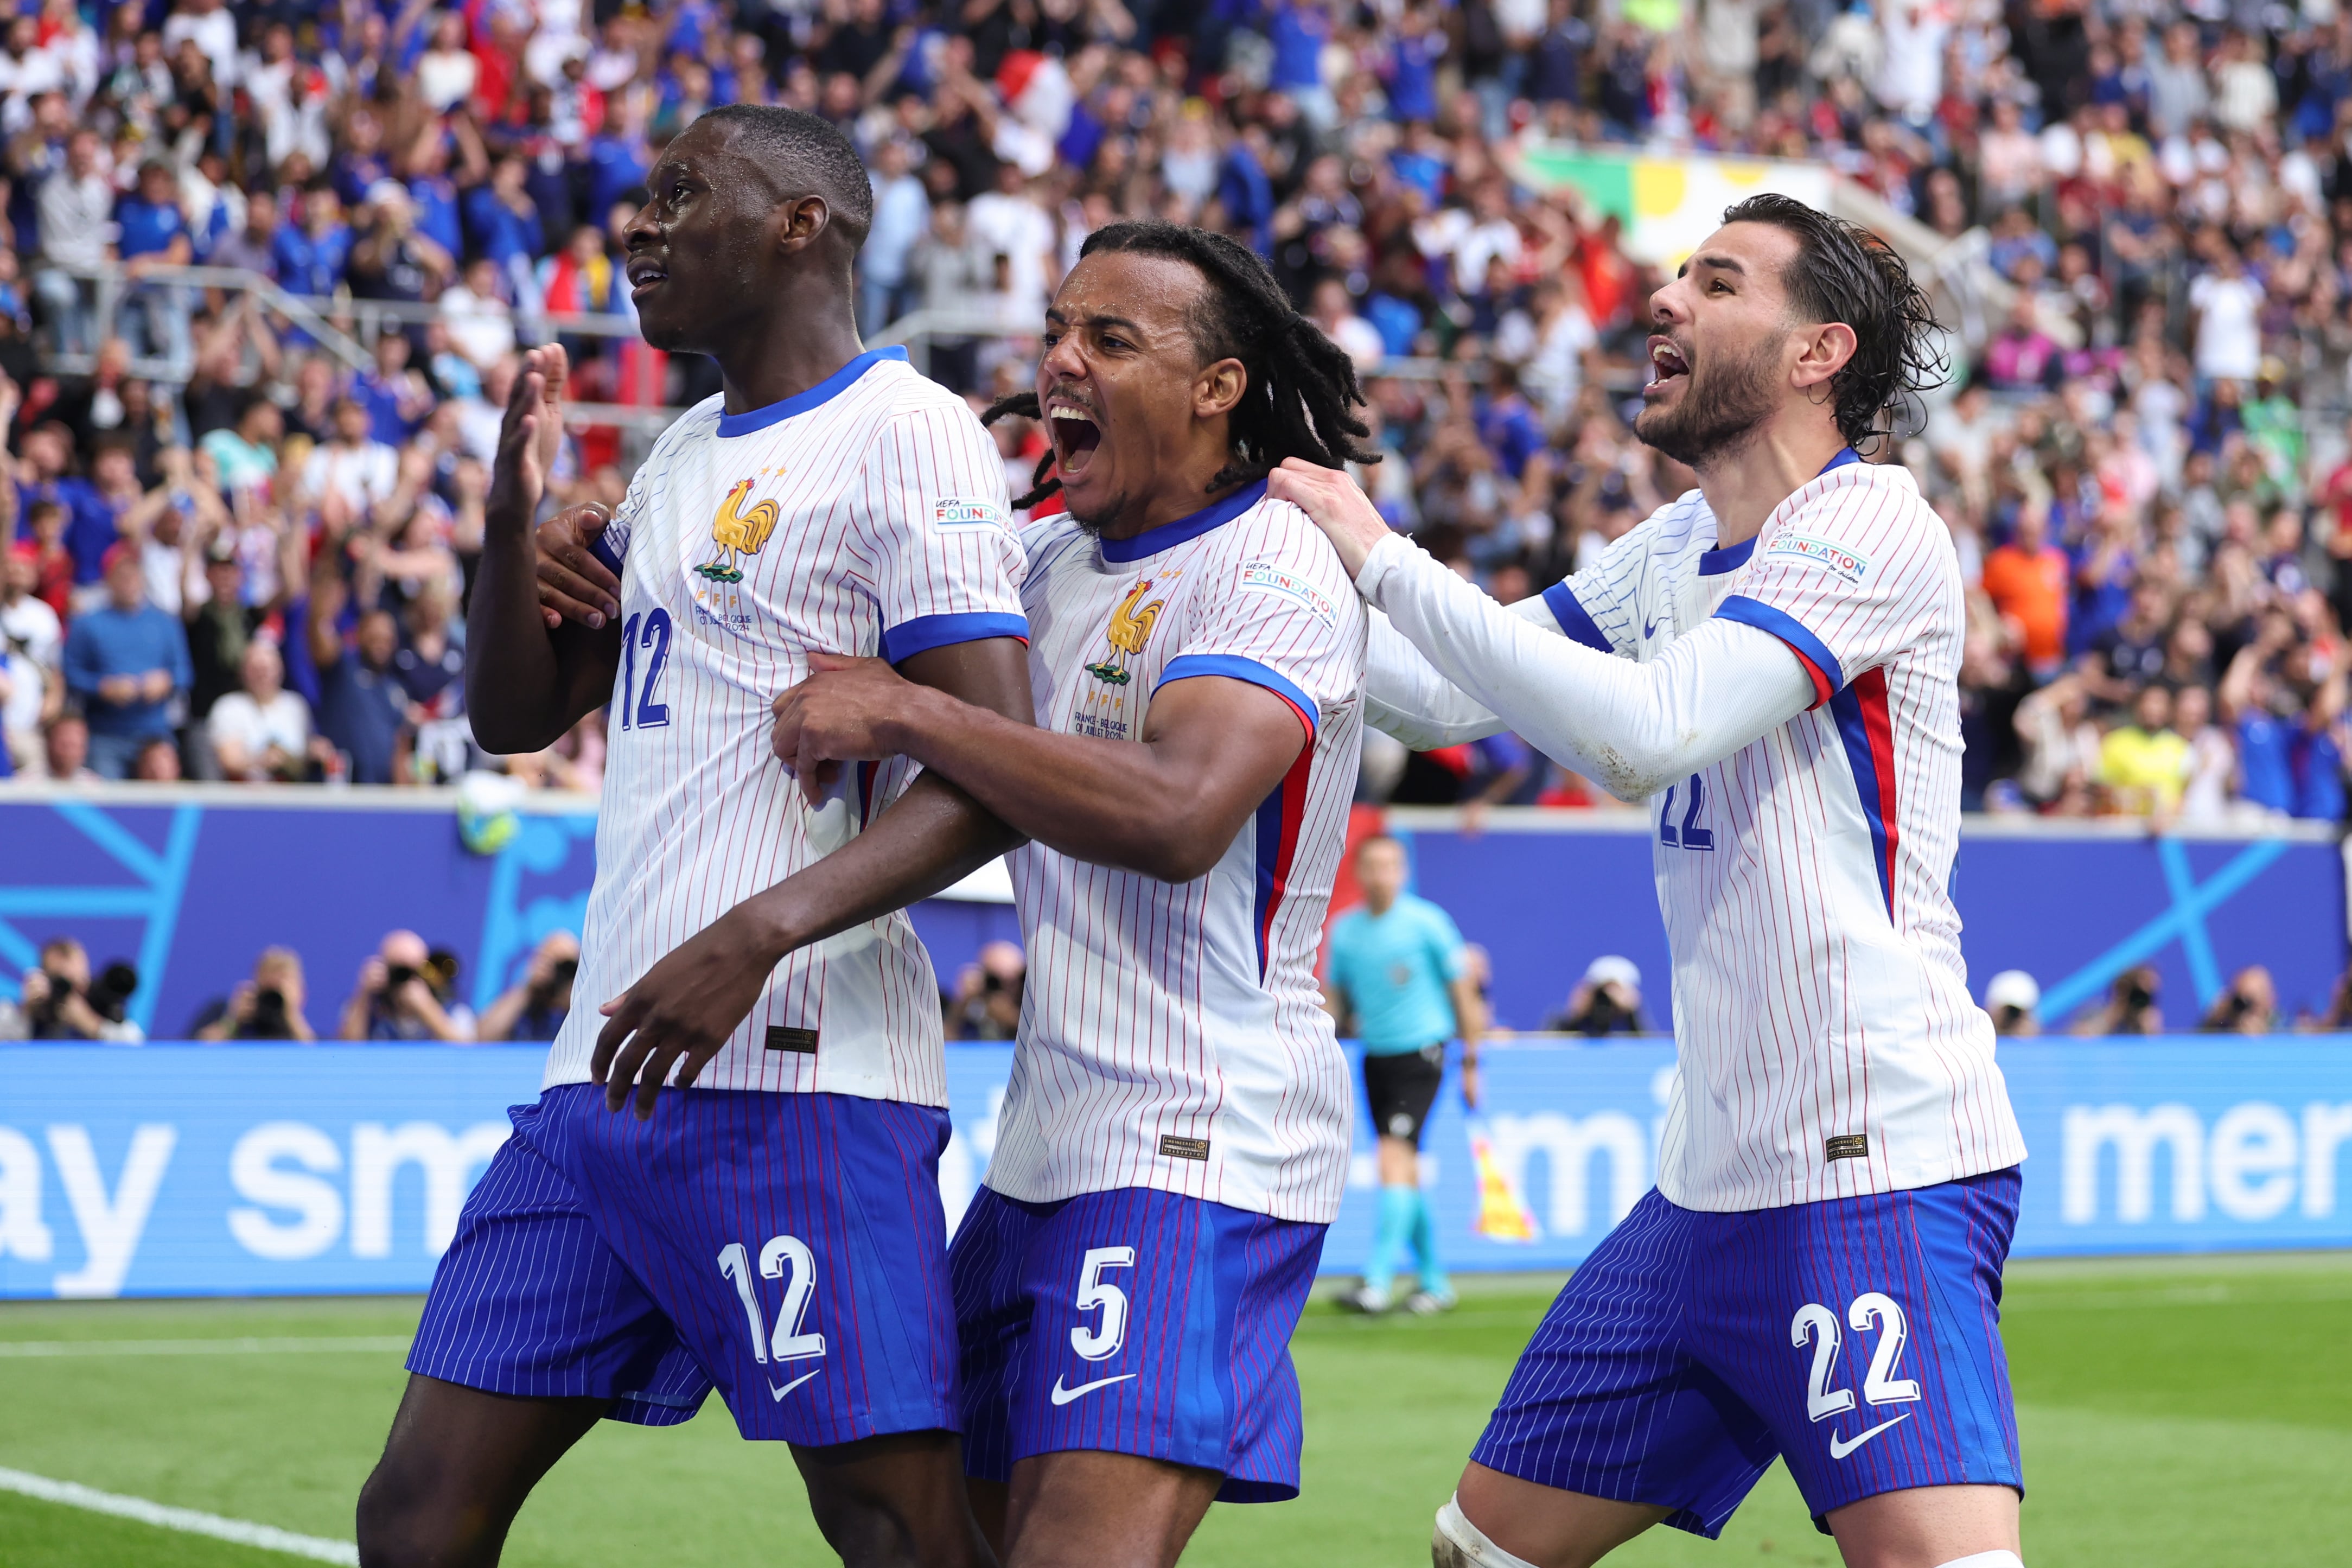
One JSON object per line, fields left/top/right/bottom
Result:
{"left": 1716, "top": 193, "right": 1948, "bottom": 456}
{"left": 983, "top": 220, "right": 1380, "bottom": 511}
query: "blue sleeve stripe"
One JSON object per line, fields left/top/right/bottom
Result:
{"left": 1541, "top": 582, "right": 1613, "bottom": 653}
{"left": 1157, "top": 653, "right": 1318, "bottom": 737}
{"left": 589, "top": 532, "right": 626, "bottom": 575}
{"left": 1713, "top": 594, "right": 1846, "bottom": 700}
{"left": 877, "top": 611, "right": 1031, "bottom": 665}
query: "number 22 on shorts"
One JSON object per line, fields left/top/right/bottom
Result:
{"left": 1791, "top": 1292, "right": 1923, "bottom": 1456}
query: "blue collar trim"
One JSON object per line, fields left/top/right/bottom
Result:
{"left": 1697, "top": 536, "right": 1755, "bottom": 576}
{"left": 715, "top": 347, "right": 907, "bottom": 437}
{"left": 1099, "top": 480, "right": 1267, "bottom": 563}
{"left": 1700, "top": 450, "right": 1859, "bottom": 575}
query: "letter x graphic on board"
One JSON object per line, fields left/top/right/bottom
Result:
{"left": 2035, "top": 838, "right": 2291, "bottom": 1022}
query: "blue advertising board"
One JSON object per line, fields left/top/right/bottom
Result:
{"left": 3, "top": 793, "right": 2340, "bottom": 1043}
{"left": 5, "top": 1038, "right": 2349, "bottom": 1299}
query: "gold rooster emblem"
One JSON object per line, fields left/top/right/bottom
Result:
{"left": 1085, "top": 578, "right": 1168, "bottom": 686}
{"left": 698, "top": 477, "right": 781, "bottom": 583}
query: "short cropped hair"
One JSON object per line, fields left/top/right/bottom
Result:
{"left": 697, "top": 104, "right": 874, "bottom": 249}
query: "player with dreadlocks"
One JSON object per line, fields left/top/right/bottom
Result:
{"left": 763, "top": 220, "right": 1376, "bottom": 1566}
{"left": 1275, "top": 196, "right": 2031, "bottom": 1568}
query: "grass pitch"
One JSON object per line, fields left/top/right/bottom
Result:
{"left": 3, "top": 1252, "right": 2348, "bottom": 1566}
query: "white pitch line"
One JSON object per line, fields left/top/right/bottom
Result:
{"left": 0, "top": 1335, "right": 412, "bottom": 1359}
{"left": 0, "top": 1465, "right": 359, "bottom": 1564}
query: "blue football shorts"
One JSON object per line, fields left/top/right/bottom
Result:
{"left": 949, "top": 1184, "right": 1325, "bottom": 1502}
{"left": 407, "top": 1083, "right": 959, "bottom": 1448}
{"left": 1473, "top": 1168, "right": 2024, "bottom": 1537}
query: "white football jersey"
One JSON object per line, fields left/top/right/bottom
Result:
{"left": 983, "top": 482, "right": 1366, "bottom": 1223}
{"left": 1541, "top": 453, "right": 2025, "bottom": 1211}
{"left": 543, "top": 348, "right": 1027, "bottom": 1104}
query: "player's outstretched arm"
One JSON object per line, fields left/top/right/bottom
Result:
{"left": 1272, "top": 458, "right": 1818, "bottom": 800}
{"left": 465, "top": 345, "right": 622, "bottom": 755}
{"left": 775, "top": 653, "right": 1306, "bottom": 883}
{"left": 1367, "top": 608, "right": 1515, "bottom": 750}
{"left": 590, "top": 639, "right": 1033, "bottom": 1117}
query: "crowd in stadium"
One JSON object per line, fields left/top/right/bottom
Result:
{"left": 0, "top": 0, "right": 2342, "bottom": 825}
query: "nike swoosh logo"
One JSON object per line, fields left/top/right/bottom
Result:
{"left": 768, "top": 1367, "right": 821, "bottom": 1402}
{"left": 1642, "top": 619, "right": 1661, "bottom": 638}
{"left": 1049, "top": 1372, "right": 1137, "bottom": 1406}
{"left": 1826, "top": 1412, "right": 1911, "bottom": 1459}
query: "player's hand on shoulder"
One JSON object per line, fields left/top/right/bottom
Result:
{"left": 769, "top": 651, "right": 910, "bottom": 802}
{"left": 532, "top": 502, "right": 620, "bottom": 631}
{"left": 591, "top": 910, "right": 777, "bottom": 1119}
{"left": 1265, "top": 456, "right": 1389, "bottom": 582}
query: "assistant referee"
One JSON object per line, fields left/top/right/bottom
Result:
{"left": 1322, "top": 832, "right": 1484, "bottom": 1314}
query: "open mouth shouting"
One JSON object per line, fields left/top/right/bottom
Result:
{"left": 1045, "top": 389, "right": 1104, "bottom": 480}
{"left": 1645, "top": 335, "right": 1691, "bottom": 397}
{"left": 626, "top": 254, "right": 669, "bottom": 302}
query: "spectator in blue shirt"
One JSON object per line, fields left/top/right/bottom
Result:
{"left": 114, "top": 161, "right": 195, "bottom": 371}
{"left": 464, "top": 155, "right": 546, "bottom": 304}
{"left": 306, "top": 563, "right": 410, "bottom": 785}
{"left": 405, "top": 137, "right": 466, "bottom": 263}
{"left": 1267, "top": 0, "right": 1335, "bottom": 125}
{"left": 63, "top": 544, "right": 193, "bottom": 777}
{"left": 17, "top": 423, "right": 112, "bottom": 584}
{"left": 350, "top": 331, "right": 434, "bottom": 448}
{"left": 1384, "top": 5, "right": 1446, "bottom": 125}
{"left": 275, "top": 186, "right": 354, "bottom": 297}
{"left": 1476, "top": 362, "right": 1545, "bottom": 481}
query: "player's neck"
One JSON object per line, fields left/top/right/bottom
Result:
{"left": 713, "top": 304, "right": 869, "bottom": 416}
{"left": 1693, "top": 418, "right": 1848, "bottom": 549}
{"left": 1363, "top": 889, "right": 1397, "bottom": 915}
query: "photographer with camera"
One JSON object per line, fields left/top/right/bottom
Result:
{"left": 2073, "top": 964, "right": 2166, "bottom": 1035}
{"left": 192, "top": 947, "right": 315, "bottom": 1042}
{"left": 337, "top": 929, "right": 472, "bottom": 1042}
{"left": 10, "top": 938, "right": 144, "bottom": 1043}
{"left": 1546, "top": 955, "right": 1650, "bottom": 1037}
{"left": 2200, "top": 965, "right": 2281, "bottom": 1036}
{"left": 475, "top": 932, "right": 578, "bottom": 1044}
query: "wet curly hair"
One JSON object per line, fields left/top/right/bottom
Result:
{"left": 1718, "top": 193, "right": 1948, "bottom": 455}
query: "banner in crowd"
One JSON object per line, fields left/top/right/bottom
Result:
{"left": 4, "top": 796, "right": 2341, "bottom": 1042}
{"left": 1501, "top": 145, "right": 1836, "bottom": 266}
{"left": 4, "top": 1038, "right": 2349, "bottom": 1299}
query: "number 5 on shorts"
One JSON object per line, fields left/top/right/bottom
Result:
{"left": 1070, "top": 1246, "right": 1136, "bottom": 1362}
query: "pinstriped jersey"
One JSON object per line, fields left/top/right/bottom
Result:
{"left": 984, "top": 482, "right": 1366, "bottom": 1223}
{"left": 543, "top": 348, "right": 1028, "bottom": 1105}
{"left": 1541, "top": 453, "right": 2025, "bottom": 1212}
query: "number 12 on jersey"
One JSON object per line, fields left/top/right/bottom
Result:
{"left": 616, "top": 609, "right": 673, "bottom": 730}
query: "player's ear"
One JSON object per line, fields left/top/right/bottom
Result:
{"left": 1195, "top": 358, "right": 1246, "bottom": 420}
{"left": 775, "top": 194, "right": 830, "bottom": 254}
{"left": 1792, "top": 321, "right": 1857, "bottom": 391}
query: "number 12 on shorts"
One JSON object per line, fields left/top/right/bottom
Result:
{"left": 717, "top": 1235, "right": 827, "bottom": 1366}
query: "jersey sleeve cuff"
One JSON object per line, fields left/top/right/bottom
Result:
{"left": 590, "top": 531, "right": 626, "bottom": 575}
{"left": 1540, "top": 581, "right": 1612, "bottom": 654}
{"left": 1157, "top": 653, "right": 1318, "bottom": 739}
{"left": 877, "top": 611, "right": 1031, "bottom": 665}
{"left": 1712, "top": 595, "right": 1843, "bottom": 709}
